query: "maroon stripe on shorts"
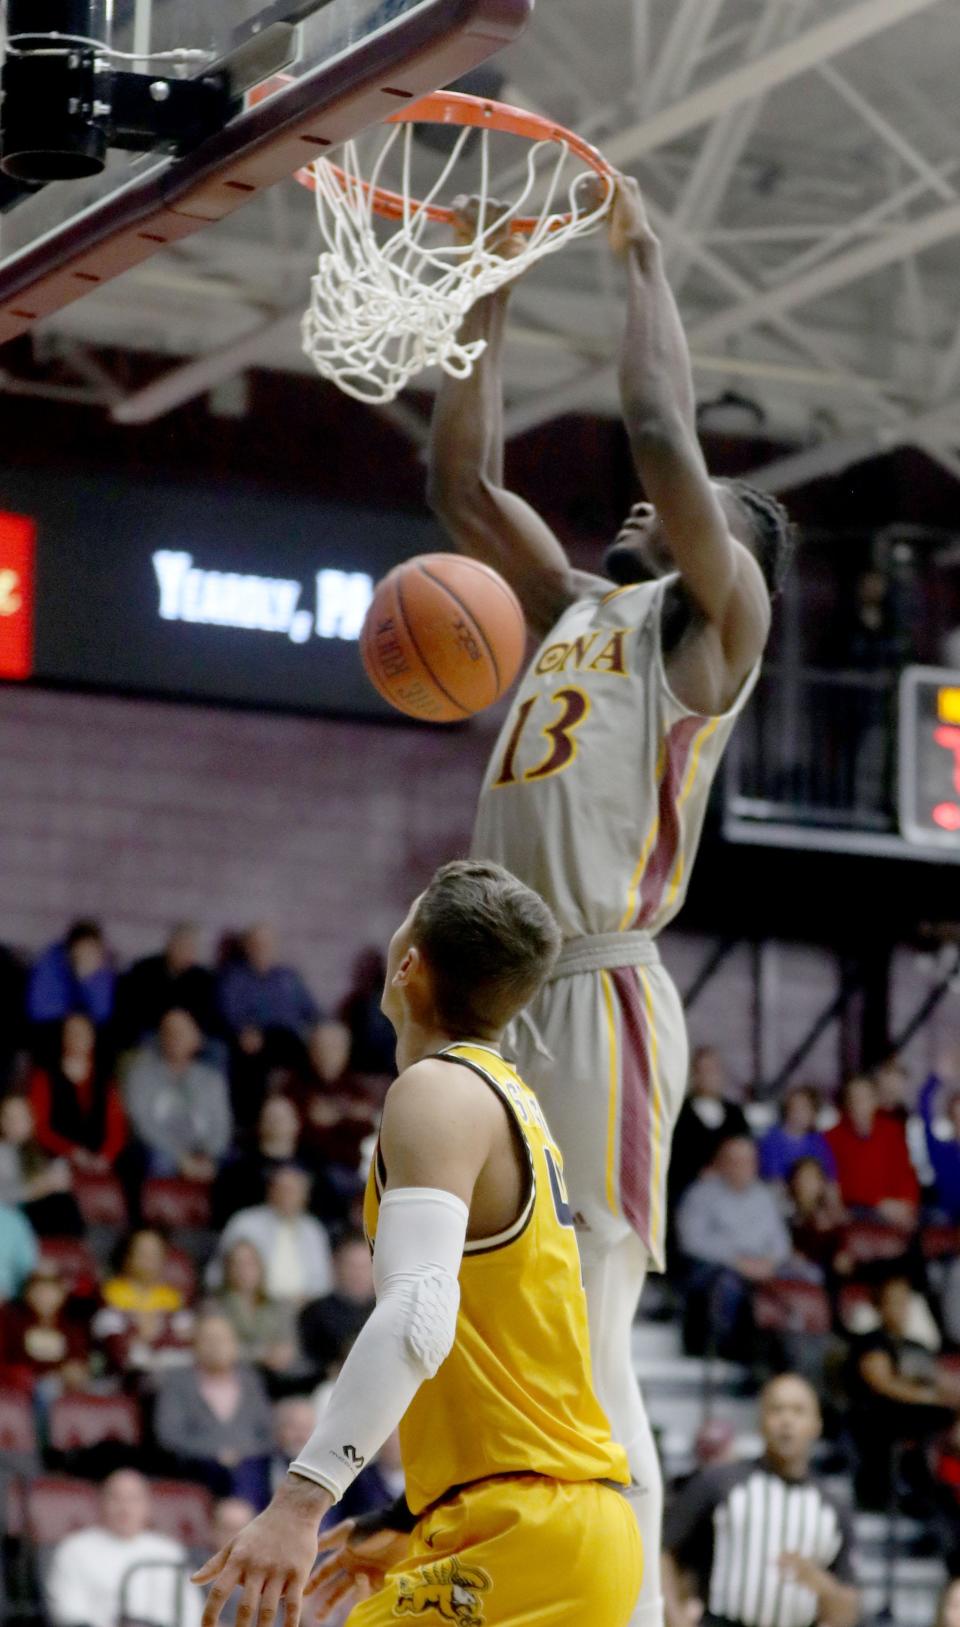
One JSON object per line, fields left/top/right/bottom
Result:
{"left": 634, "top": 715, "right": 704, "bottom": 929}
{"left": 611, "top": 965, "right": 652, "bottom": 1246}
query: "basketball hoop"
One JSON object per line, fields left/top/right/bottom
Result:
{"left": 291, "top": 92, "right": 615, "bottom": 404}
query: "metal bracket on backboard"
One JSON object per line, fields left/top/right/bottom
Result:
{"left": 215, "top": 25, "right": 301, "bottom": 100}
{"left": 0, "top": 0, "right": 534, "bottom": 344}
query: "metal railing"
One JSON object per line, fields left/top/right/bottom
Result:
{"left": 726, "top": 664, "right": 899, "bottom": 833}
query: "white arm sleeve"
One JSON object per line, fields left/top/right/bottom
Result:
{"left": 289, "top": 1186, "right": 467, "bottom": 1503}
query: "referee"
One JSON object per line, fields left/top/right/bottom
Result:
{"left": 662, "top": 1374, "right": 860, "bottom": 1627}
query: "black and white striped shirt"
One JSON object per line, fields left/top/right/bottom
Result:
{"left": 664, "top": 1457, "right": 857, "bottom": 1627}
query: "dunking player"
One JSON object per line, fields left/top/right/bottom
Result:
{"left": 195, "top": 860, "right": 641, "bottom": 1627}
{"left": 427, "top": 178, "right": 794, "bottom": 1627}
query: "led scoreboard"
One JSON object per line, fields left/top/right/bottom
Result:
{"left": 898, "top": 666, "right": 960, "bottom": 848}
{"left": 0, "top": 469, "right": 443, "bottom": 718}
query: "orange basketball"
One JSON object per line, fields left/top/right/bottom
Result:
{"left": 360, "top": 554, "right": 527, "bottom": 723}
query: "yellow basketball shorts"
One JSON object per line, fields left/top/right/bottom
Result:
{"left": 346, "top": 1474, "right": 642, "bottom": 1626}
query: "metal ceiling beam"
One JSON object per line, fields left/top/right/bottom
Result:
{"left": 691, "top": 198, "right": 960, "bottom": 348}
{"left": 643, "top": 0, "right": 725, "bottom": 114}
{"left": 919, "top": 442, "right": 960, "bottom": 483}
{"left": 502, "top": 362, "right": 612, "bottom": 439}
{"left": 603, "top": 0, "right": 944, "bottom": 166}
{"left": 746, "top": 395, "right": 960, "bottom": 492}
{"left": 111, "top": 305, "right": 304, "bottom": 424}
{"left": 645, "top": 200, "right": 906, "bottom": 422}
{"left": 817, "top": 62, "right": 956, "bottom": 203}
{"left": 665, "top": 3, "right": 810, "bottom": 298}
{"left": 761, "top": 162, "right": 959, "bottom": 287}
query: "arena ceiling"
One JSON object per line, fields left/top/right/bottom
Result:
{"left": 10, "top": 0, "right": 960, "bottom": 493}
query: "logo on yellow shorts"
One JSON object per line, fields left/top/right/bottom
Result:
{"left": 392, "top": 1556, "right": 492, "bottom": 1623}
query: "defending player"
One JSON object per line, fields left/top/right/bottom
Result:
{"left": 427, "top": 178, "right": 794, "bottom": 1627}
{"left": 194, "top": 860, "right": 642, "bottom": 1627}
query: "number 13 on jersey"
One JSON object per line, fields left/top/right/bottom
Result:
{"left": 493, "top": 687, "right": 592, "bottom": 788}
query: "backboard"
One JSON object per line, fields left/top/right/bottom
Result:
{"left": 0, "top": 0, "right": 532, "bottom": 342}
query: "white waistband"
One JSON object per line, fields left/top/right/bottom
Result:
{"left": 547, "top": 930, "right": 661, "bottom": 981}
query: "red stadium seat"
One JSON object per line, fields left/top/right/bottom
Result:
{"left": 0, "top": 1386, "right": 37, "bottom": 1454}
{"left": 841, "top": 1221, "right": 913, "bottom": 1265}
{"left": 149, "top": 1480, "right": 214, "bottom": 1548}
{"left": 143, "top": 1178, "right": 212, "bottom": 1230}
{"left": 921, "top": 1223, "right": 960, "bottom": 1260}
{"left": 39, "top": 1237, "right": 100, "bottom": 1296}
{"left": 49, "top": 1393, "right": 142, "bottom": 1452}
{"left": 73, "top": 1171, "right": 128, "bottom": 1228}
{"left": 753, "top": 1278, "right": 832, "bottom": 1336}
{"left": 24, "top": 1476, "right": 101, "bottom": 1547}
{"left": 163, "top": 1245, "right": 199, "bottom": 1304}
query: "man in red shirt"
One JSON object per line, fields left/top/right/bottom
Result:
{"left": 825, "top": 1076, "right": 918, "bottom": 1228}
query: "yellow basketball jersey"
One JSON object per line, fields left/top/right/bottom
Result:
{"left": 363, "top": 1041, "right": 630, "bottom": 1515}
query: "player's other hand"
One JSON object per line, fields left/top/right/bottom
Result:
{"left": 305, "top": 1520, "right": 411, "bottom": 1619}
{"left": 193, "top": 1484, "right": 331, "bottom": 1627}
{"left": 777, "top": 1552, "right": 826, "bottom": 1592}
{"left": 451, "top": 194, "right": 524, "bottom": 260}
{"left": 607, "top": 174, "right": 656, "bottom": 256}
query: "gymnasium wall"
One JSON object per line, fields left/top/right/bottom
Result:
{"left": 0, "top": 684, "right": 490, "bottom": 1003}
{"left": 1, "top": 683, "right": 954, "bottom": 1088}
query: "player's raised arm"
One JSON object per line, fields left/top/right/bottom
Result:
{"left": 427, "top": 216, "right": 603, "bottom": 637}
{"left": 610, "top": 177, "right": 770, "bottom": 674}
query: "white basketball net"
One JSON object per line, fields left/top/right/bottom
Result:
{"left": 299, "top": 118, "right": 612, "bottom": 403}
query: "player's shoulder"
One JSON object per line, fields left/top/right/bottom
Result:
{"left": 383, "top": 1054, "right": 503, "bottom": 1130}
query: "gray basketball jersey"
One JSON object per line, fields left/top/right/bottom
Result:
{"left": 472, "top": 575, "right": 760, "bottom": 941}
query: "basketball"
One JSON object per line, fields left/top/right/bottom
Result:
{"left": 360, "top": 554, "right": 527, "bottom": 722}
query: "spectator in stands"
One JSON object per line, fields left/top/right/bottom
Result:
{"left": 95, "top": 1228, "right": 192, "bottom": 1382}
{"left": 662, "top": 1373, "right": 860, "bottom": 1627}
{"left": 218, "top": 922, "right": 322, "bottom": 1055}
{"left": 918, "top": 1050, "right": 960, "bottom": 1222}
{"left": 28, "top": 1014, "right": 127, "bottom": 1177}
{"left": 115, "top": 924, "right": 218, "bottom": 1049}
{"left": 103, "top": 1228, "right": 182, "bottom": 1315}
{"left": 874, "top": 1053, "right": 934, "bottom": 1192}
{"left": 676, "top": 1135, "right": 792, "bottom": 1359}
{"left": 154, "top": 1311, "right": 274, "bottom": 1506}
{"left": 850, "top": 1268, "right": 960, "bottom": 1509}
{"left": 0, "top": 1259, "right": 90, "bottom": 1390}
{"left": 211, "top": 1239, "right": 297, "bottom": 1375}
{"left": 210, "top": 1497, "right": 257, "bottom": 1553}
{"left": 212, "top": 1166, "right": 333, "bottom": 1306}
{"left": 338, "top": 947, "right": 396, "bottom": 1076}
{"left": 284, "top": 1019, "right": 379, "bottom": 1172}
{"left": 0, "top": 941, "right": 26, "bottom": 1090}
{"left": 45, "top": 1469, "right": 201, "bottom": 1627}
{"left": 213, "top": 1096, "right": 304, "bottom": 1227}
{"left": 825, "top": 1075, "right": 919, "bottom": 1228}
{"left": 759, "top": 1085, "right": 837, "bottom": 1185}
{"left": 0, "top": 1200, "right": 37, "bottom": 1299}
{"left": 27, "top": 920, "right": 115, "bottom": 1032}
{"left": 268, "top": 1395, "right": 317, "bottom": 1495}
{"left": 668, "top": 1047, "right": 750, "bottom": 1211}
{"left": 0, "top": 1093, "right": 82, "bottom": 1236}
{"left": 873, "top": 1054, "right": 912, "bottom": 1118}
{"left": 786, "top": 1157, "right": 849, "bottom": 1280}
{"left": 298, "top": 1228, "right": 374, "bottom": 1378}
{"left": 944, "top": 1255, "right": 960, "bottom": 1347}
{"left": 124, "top": 1010, "right": 232, "bottom": 1181}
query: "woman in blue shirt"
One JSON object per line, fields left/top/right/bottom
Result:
{"left": 918, "top": 1067, "right": 960, "bottom": 1221}
{"left": 759, "top": 1083, "right": 838, "bottom": 1184}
